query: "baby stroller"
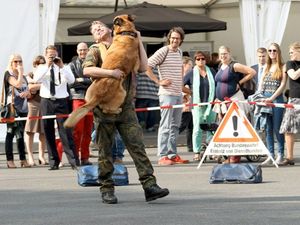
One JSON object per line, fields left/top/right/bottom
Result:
{"left": 200, "top": 123, "right": 262, "bottom": 162}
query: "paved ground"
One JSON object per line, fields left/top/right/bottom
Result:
{"left": 0, "top": 133, "right": 300, "bottom": 225}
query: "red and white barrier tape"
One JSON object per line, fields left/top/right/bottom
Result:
{"left": 1, "top": 100, "right": 300, "bottom": 123}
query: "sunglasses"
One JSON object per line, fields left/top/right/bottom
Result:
{"left": 195, "top": 57, "right": 206, "bottom": 61}
{"left": 268, "top": 49, "right": 277, "bottom": 53}
{"left": 13, "top": 60, "right": 22, "bottom": 63}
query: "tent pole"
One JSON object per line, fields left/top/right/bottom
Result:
{"left": 114, "top": 0, "right": 119, "bottom": 12}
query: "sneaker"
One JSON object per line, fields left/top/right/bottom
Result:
{"left": 144, "top": 184, "right": 169, "bottom": 202}
{"left": 275, "top": 155, "right": 283, "bottom": 164}
{"left": 101, "top": 191, "right": 118, "bottom": 204}
{"left": 58, "top": 162, "right": 64, "bottom": 168}
{"left": 158, "top": 156, "right": 174, "bottom": 165}
{"left": 261, "top": 156, "right": 273, "bottom": 165}
{"left": 171, "top": 155, "right": 189, "bottom": 164}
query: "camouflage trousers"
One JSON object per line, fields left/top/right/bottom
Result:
{"left": 93, "top": 105, "right": 156, "bottom": 193}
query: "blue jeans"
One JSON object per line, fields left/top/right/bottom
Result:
{"left": 264, "top": 93, "right": 285, "bottom": 157}
{"left": 157, "top": 95, "right": 182, "bottom": 157}
{"left": 91, "top": 129, "right": 124, "bottom": 160}
{"left": 112, "top": 130, "right": 125, "bottom": 160}
{"left": 91, "top": 128, "right": 96, "bottom": 143}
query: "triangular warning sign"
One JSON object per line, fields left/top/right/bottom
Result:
{"left": 213, "top": 102, "right": 259, "bottom": 142}
{"left": 197, "top": 102, "right": 277, "bottom": 168}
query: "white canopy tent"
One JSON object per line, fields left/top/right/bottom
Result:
{"left": 239, "top": 0, "right": 291, "bottom": 66}
{"left": 0, "top": 0, "right": 60, "bottom": 141}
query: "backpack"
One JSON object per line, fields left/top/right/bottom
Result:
{"left": 228, "top": 61, "right": 256, "bottom": 99}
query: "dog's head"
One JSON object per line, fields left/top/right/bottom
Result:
{"left": 113, "top": 14, "right": 136, "bottom": 35}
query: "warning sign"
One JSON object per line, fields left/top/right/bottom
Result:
{"left": 197, "top": 102, "right": 275, "bottom": 168}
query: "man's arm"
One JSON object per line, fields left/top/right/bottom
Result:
{"left": 61, "top": 66, "right": 75, "bottom": 84}
{"left": 145, "top": 66, "right": 172, "bottom": 87}
{"left": 137, "top": 31, "right": 148, "bottom": 73}
{"left": 83, "top": 46, "right": 124, "bottom": 79}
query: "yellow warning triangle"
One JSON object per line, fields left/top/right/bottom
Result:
{"left": 213, "top": 102, "right": 259, "bottom": 142}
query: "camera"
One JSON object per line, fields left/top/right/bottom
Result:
{"left": 53, "top": 57, "right": 60, "bottom": 63}
{"left": 50, "top": 56, "right": 60, "bottom": 63}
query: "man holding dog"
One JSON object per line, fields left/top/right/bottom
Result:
{"left": 82, "top": 18, "right": 169, "bottom": 204}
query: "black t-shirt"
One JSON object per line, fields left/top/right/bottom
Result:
{"left": 286, "top": 60, "right": 300, "bottom": 98}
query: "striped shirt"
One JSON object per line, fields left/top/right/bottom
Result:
{"left": 136, "top": 68, "right": 159, "bottom": 100}
{"left": 148, "top": 46, "right": 183, "bottom": 96}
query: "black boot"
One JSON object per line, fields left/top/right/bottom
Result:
{"left": 144, "top": 184, "right": 169, "bottom": 202}
{"left": 101, "top": 191, "right": 118, "bottom": 204}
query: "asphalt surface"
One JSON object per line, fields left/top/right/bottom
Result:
{"left": 1, "top": 130, "right": 300, "bottom": 225}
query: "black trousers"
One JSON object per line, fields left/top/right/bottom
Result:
{"left": 179, "top": 112, "right": 193, "bottom": 151}
{"left": 5, "top": 112, "right": 27, "bottom": 161}
{"left": 40, "top": 98, "right": 79, "bottom": 167}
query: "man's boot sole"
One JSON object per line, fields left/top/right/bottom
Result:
{"left": 146, "top": 189, "right": 169, "bottom": 202}
{"left": 102, "top": 199, "right": 118, "bottom": 204}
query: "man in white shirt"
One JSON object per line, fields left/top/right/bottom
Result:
{"left": 34, "top": 45, "right": 79, "bottom": 170}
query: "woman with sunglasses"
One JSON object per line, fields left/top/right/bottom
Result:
{"left": 3, "top": 54, "right": 31, "bottom": 168}
{"left": 259, "top": 43, "right": 287, "bottom": 165}
{"left": 279, "top": 42, "right": 300, "bottom": 166}
{"left": 183, "top": 51, "right": 216, "bottom": 161}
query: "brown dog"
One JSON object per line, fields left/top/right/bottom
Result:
{"left": 64, "top": 14, "right": 140, "bottom": 128}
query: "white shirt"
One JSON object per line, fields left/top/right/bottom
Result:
{"left": 33, "top": 64, "right": 74, "bottom": 98}
{"left": 257, "top": 65, "right": 266, "bottom": 87}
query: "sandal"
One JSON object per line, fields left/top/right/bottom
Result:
{"left": 193, "top": 153, "right": 201, "bottom": 161}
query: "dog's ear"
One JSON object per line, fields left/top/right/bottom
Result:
{"left": 127, "top": 14, "right": 136, "bottom": 22}
{"left": 113, "top": 17, "right": 124, "bottom": 26}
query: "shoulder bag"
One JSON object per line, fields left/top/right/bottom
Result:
{"left": 0, "top": 78, "right": 16, "bottom": 123}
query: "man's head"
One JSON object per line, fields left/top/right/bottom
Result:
{"left": 211, "top": 52, "right": 220, "bottom": 63}
{"left": 77, "top": 42, "right": 88, "bottom": 60}
{"left": 90, "top": 21, "right": 112, "bottom": 43}
{"left": 45, "top": 45, "right": 58, "bottom": 64}
{"left": 256, "top": 47, "right": 267, "bottom": 66}
{"left": 166, "top": 27, "right": 185, "bottom": 49}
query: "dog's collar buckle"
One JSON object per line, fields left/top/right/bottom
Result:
{"left": 116, "top": 31, "right": 137, "bottom": 38}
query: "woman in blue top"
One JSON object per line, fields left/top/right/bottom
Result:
{"left": 214, "top": 46, "right": 255, "bottom": 163}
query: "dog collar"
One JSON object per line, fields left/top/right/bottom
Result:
{"left": 116, "top": 31, "right": 137, "bottom": 38}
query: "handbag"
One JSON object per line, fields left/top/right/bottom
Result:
{"left": 0, "top": 79, "right": 15, "bottom": 123}
{"left": 209, "top": 163, "right": 262, "bottom": 184}
{"left": 77, "top": 164, "right": 129, "bottom": 187}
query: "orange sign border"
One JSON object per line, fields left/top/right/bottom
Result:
{"left": 213, "top": 102, "right": 259, "bottom": 142}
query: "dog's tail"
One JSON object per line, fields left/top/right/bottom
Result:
{"left": 64, "top": 105, "right": 92, "bottom": 128}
